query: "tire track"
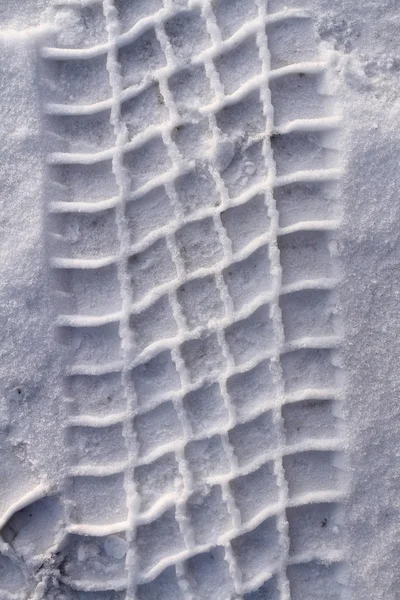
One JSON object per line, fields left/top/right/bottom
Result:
{"left": 43, "top": 1, "right": 346, "bottom": 599}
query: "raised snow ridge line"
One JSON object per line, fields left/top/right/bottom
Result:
{"left": 42, "top": 7, "right": 310, "bottom": 60}
{"left": 41, "top": 2, "right": 346, "bottom": 600}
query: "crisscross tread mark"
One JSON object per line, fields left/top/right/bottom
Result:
{"left": 44, "top": 1, "right": 345, "bottom": 600}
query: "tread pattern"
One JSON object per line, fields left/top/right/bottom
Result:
{"left": 41, "top": 1, "right": 345, "bottom": 599}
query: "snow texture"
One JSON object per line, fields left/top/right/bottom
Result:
{"left": 0, "top": 0, "right": 398, "bottom": 599}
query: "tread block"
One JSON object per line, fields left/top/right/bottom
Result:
{"left": 266, "top": 17, "right": 317, "bottom": 69}
{"left": 177, "top": 275, "right": 225, "bottom": 330}
{"left": 216, "top": 90, "right": 265, "bottom": 140}
{"left": 136, "top": 507, "right": 185, "bottom": 572}
{"left": 124, "top": 135, "right": 172, "bottom": 191}
{"left": 214, "top": 0, "right": 258, "bottom": 40}
{"left": 281, "top": 348, "right": 337, "bottom": 394}
{"left": 53, "top": 208, "right": 118, "bottom": 259}
{"left": 63, "top": 322, "right": 122, "bottom": 366}
{"left": 119, "top": 28, "right": 166, "bottom": 89}
{"left": 128, "top": 238, "right": 177, "bottom": 300}
{"left": 215, "top": 35, "right": 262, "bottom": 95}
{"left": 270, "top": 73, "right": 326, "bottom": 126}
{"left": 221, "top": 195, "right": 270, "bottom": 254}
{"left": 137, "top": 566, "right": 184, "bottom": 600}
{"left": 228, "top": 411, "right": 277, "bottom": 467}
{"left": 227, "top": 358, "right": 276, "bottom": 420}
{"left": 280, "top": 289, "right": 336, "bottom": 342}
{"left": 275, "top": 181, "right": 338, "bottom": 227}
{"left": 283, "top": 399, "right": 338, "bottom": 445}
{"left": 135, "top": 400, "right": 183, "bottom": 458}
{"left": 164, "top": 9, "right": 210, "bottom": 60}
{"left": 225, "top": 304, "right": 274, "bottom": 366}
{"left": 135, "top": 452, "right": 182, "bottom": 514}
{"left": 172, "top": 118, "right": 212, "bottom": 161}
{"left": 283, "top": 451, "right": 340, "bottom": 499}
{"left": 48, "top": 110, "right": 115, "bottom": 153}
{"left": 185, "top": 434, "right": 230, "bottom": 482}
{"left": 53, "top": 4, "right": 107, "bottom": 49}
{"left": 130, "top": 295, "right": 178, "bottom": 352}
{"left": 69, "top": 473, "right": 127, "bottom": 525}
{"left": 243, "top": 577, "right": 280, "bottom": 600}
{"left": 169, "top": 64, "right": 213, "bottom": 118}
{"left": 187, "top": 485, "right": 232, "bottom": 545}
{"left": 272, "top": 132, "right": 338, "bottom": 176}
{"left": 231, "top": 517, "right": 280, "bottom": 582}
{"left": 220, "top": 140, "right": 267, "bottom": 198}
{"left": 116, "top": 0, "right": 163, "bottom": 33}
{"left": 230, "top": 461, "right": 278, "bottom": 523}
{"left": 62, "top": 265, "right": 121, "bottom": 316}
{"left": 62, "top": 533, "right": 127, "bottom": 583}
{"left": 67, "top": 372, "right": 125, "bottom": 417}
{"left": 175, "top": 166, "right": 219, "bottom": 216}
{"left": 181, "top": 333, "right": 226, "bottom": 383}
{"left": 176, "top": 217, "right": 223, "bottom": 273}
{"left": 121, "top": 83, "right": 168, "bottom": 138}
{"left": 48, "top": 55, "right": 110, "bottom": 104}
{"left": 67, "top": 423, "right": 127, "bottom": 467}
{"left": 131, "top": 350, "right": 181, "bottom": 410}
{"left": 287, "top": 562, "right": 343, "bottom": 600}
{"left": 185, "top": 547, "right": 235, "bottom": 600}
{"left": 278, "top": 230, "right": 333, "bottom": 286}
{"left": 126, "top": 186, "right": 173, "bottom": 244}
{"left": 183, "top": 382, "right": 229, "bottom": 436}
{"left": 224, "top": 246, "right": 272, "bottom": 312}
{"left": 51, "top": 160, "right": 118, "bottom": 204}
{"left": 287, "top": 502, "right": 342, "bottom": 557}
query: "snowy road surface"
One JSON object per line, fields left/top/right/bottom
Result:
{"left": 0, "top": 1, "right": 399, "bottom": 599}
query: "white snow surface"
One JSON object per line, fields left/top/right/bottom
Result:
{"left": 0, "top": 1, "right": 399, "bottom": 599}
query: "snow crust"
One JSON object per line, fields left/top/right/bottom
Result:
{"left": 0, "top": 1, "right": 399, "bottom": 599}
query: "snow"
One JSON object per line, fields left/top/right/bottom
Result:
{"left": 0, "top": 0, "right": 399, "bottom": 599}
{"left": 0, "top": 29, "right": 64, "bottom": 502}
{"left": 317, "top": 2, "right": 400, "bottom": 598}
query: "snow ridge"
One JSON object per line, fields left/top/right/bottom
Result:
{"left": 255, "top": 2, "right": 291, "bottom": 598}
{"left": 102, "top": 1, "right": 140, "bottom": 598}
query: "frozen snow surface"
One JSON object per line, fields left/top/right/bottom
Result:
{"left": 0, "top": 0, "right": 399, "bottom": 599}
